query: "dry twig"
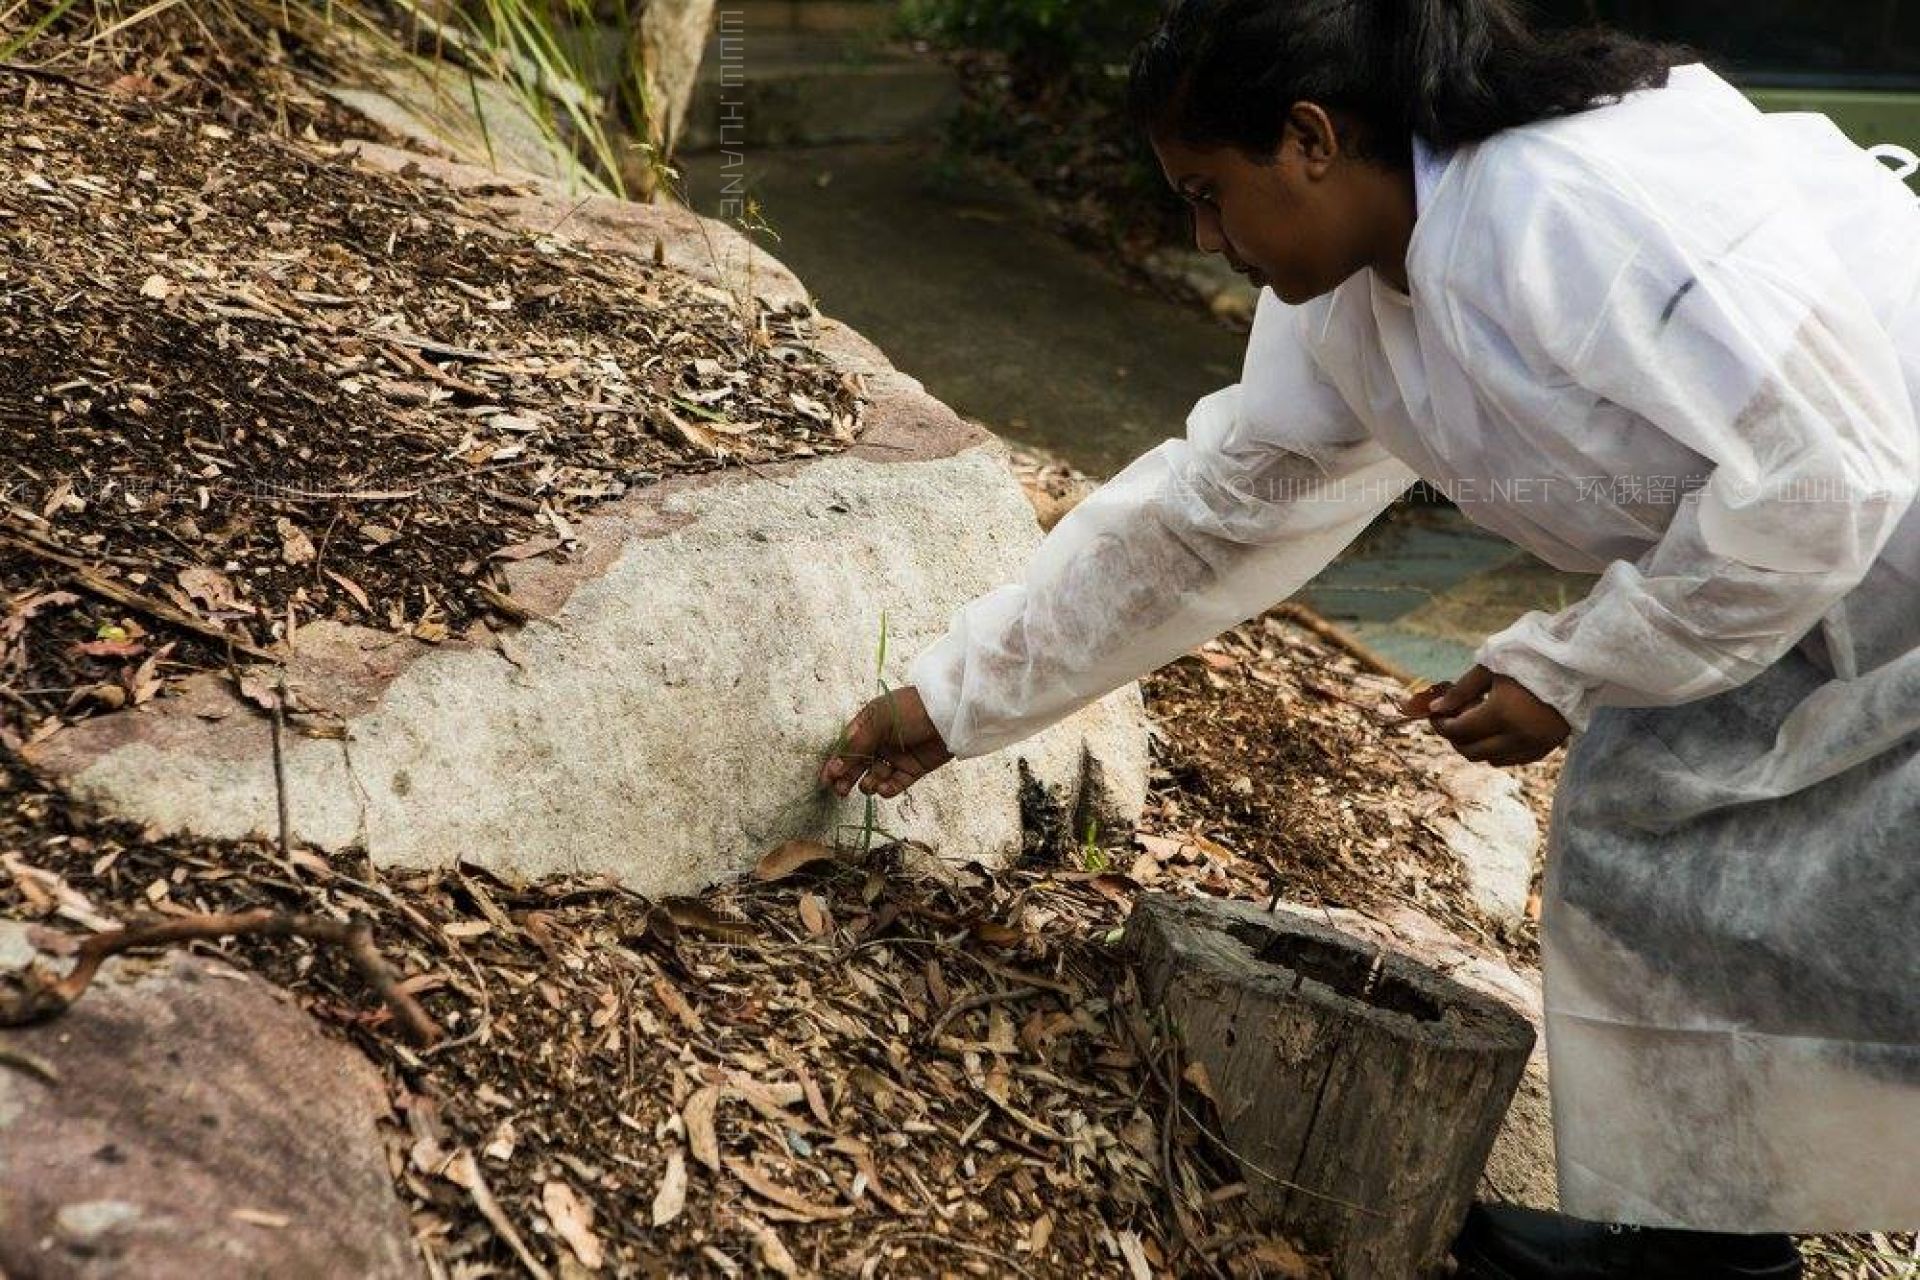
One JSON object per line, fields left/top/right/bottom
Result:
{"left": 1, "top": 529, "right": 281, "bottom": 663}
{"left": 1272, "top": 602, "right": 1414, "bottom": 684}
{"left": 0, "top": 909, "right": 441, "bottom": 1046}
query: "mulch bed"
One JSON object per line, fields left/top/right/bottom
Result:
{"left": 1141, "top": 625, "right": 1537, "bottom": 960}
{"left": 0, "top": 600, "right": 1539, "bottom": 1280}
{"left": 0, "top": 70, "right": 862, "bottom": 751}
{"left": 6, "top": 583, "right": 1910, "bottom": 1280}
{"left": 0, "top": 701, "right": 1305, "bottom": 1278}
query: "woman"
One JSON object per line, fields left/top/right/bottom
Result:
{"left": 821, "top": 1, "right": 1920, "bottom": 1274}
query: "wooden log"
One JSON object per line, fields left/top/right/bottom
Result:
{"left": 1124, "top": 894, "right": 1535, "bottom": 1279}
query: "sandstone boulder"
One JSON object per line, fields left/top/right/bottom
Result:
{"left": 0, "top": 923, "right": 417, "bottom": 1279}
{"left": 1430, "top": 761, "right": 1540, "bottom": 927}
{"left": 1394, "top": 732, "right": 1542, "bottom": 929}
{"left": 24, "top": 146, "right": 1152, "bottom": 898}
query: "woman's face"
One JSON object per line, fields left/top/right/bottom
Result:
{"left": 1151, "top": 106, "right": 1394, "bottom": 305}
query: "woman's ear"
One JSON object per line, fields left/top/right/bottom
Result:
{"left": 1285, "top": 102, "right": 1344, "bottom": 178}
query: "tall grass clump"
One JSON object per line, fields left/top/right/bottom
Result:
{"left": 0, "top": 0, "right": 642, "bottom": 196}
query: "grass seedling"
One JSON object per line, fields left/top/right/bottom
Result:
{"left": 1080, "top": 814, "right": 1108, "bottom": 874}
{"left": 804, "top": 611, "right": 908, "bottom": 858}
{"left": 0, "top": 0, "right": 82, "bottom": 59}
{"left": 465, "top": 65, "right": 497, "bottom": 171}
{"left": 662, "top": 157, "right": 785, "bottom": 335}
{"left": 862, "top": 611, "right": 898, "bottom": 857}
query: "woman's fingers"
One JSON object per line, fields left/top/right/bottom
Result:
{"left": 1432, "top": 696, "right": 1505, "bottom": 745}
{"left": 824, "top": 688, "right": 951, "bottom": 800}
{"left": 864, "top": 740, "right": 945, "bottom": 798}
{"left": 1398, "top": 680, "right": 1451, "bottom": 720}
{"left": 826, "top": 717, "right": 917, "bottom": 799}
{"left": 859, "top": 749, "right": 912, "bottom": 796}
{"left": 1489, "top": 742, "right": 1551, "bottom": 768}
{"left": 875, "top": 754, "right": 929, "bottom": 798}
{"left": 1429, "top": 664, "right": 1494, "bottom": 716}
{"left": 822, "top": 703, "right": 882, "bottom": 794}
{"left": 1454, "top": 732, "right": 1523, "bottom": 765}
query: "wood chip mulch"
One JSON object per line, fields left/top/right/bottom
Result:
{"left": 0, "top": 600, "right": 1527, "bottom": 1280}
{"left": 0, "top": 70, "right": 863, "bottom": 751}
{"left": 1141, "top": 624, "right": 1543, "bottom": 962}
{"left": 4, "top": 599, "right": 1910, "bottom": 1279}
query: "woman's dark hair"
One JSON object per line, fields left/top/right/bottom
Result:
{"left": 1128, "top": 0, "right": 1683, "bottom": 165}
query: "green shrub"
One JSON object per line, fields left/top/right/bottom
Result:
{"left": 901, "top": 0, "right": 1160, "bottom": 87}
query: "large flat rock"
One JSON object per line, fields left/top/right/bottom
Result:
{"left": 0, "top": 923, "right": 417, "bottom": 1279}
{"left": 24, "top": 146, "right": 1151, "bottom": 897}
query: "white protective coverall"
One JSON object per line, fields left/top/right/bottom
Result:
{"left": 906, "top": 65, "right": 1920, "bottom": 1231}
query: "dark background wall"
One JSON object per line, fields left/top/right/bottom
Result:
{"left": 1532, "top": 0, "right": 1919, "bottom": 88}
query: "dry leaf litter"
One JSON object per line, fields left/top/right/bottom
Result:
{"left": 0, "top": 583, "right": 1541, "bottom": 1280}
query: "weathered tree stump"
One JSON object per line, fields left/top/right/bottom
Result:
{"left": 1124, "top": 894, "right": 1535, "bottom": 1279}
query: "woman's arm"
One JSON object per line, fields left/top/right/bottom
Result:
{"left": 908, "top": 292, "right": 1418, "bottom": 758}
{"left": 1460, "top": 155, "right": 1919, "bottom": 731}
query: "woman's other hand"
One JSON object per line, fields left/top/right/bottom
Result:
{"left": 820, "top": 686, "right": 954, "bottom": 799}
{"left": 1427, "top": 665, "right": 1571, "bottom": 767}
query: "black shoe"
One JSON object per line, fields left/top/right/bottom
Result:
{"left": 1452, "top": 1203, "right": 1803, "bottom": 1279}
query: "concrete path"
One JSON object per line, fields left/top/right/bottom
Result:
{"left": 1298, "top": 505, "right": 1596, "bottom": 682}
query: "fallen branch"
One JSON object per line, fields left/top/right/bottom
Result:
{"left": 445, "top": 1150, "right": 551, "bottom": 1280}
{"left": 0, "top": 1044, "right": 60, "bottom": 1086}
{"left": 0, "top": 61, "right": 109, "bottom": 94}
{"left": 920, "top": 983, "right": 1043, "bottom": 1045}
{"left": 386, "top": 340, "right": 492, "bottom": 398}
{"left": 1270, "top": 603, "right": 1414, "bottom": 685}
{"left": 0, "top": 528, "right": 280, "bottom": 663}
{"left": 475, "top": 581, "right": 544, "bottom": 624}
{"left": 0, "top": 909, "right": 442, "bottom": 1046}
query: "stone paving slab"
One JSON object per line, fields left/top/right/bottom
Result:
{"left": 1300, "top": 508, "right": 1596, "bottom": 682}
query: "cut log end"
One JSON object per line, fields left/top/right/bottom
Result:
{"left": 1124, "top": 893, "right": 1536, "bottom": 1280}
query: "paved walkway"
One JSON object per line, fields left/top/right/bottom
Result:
{"left": 1297, "top": 505, "right": 1595, "bottom": 681}
{"left": 680, "top": 141, "right": 1244, "bottom": 477}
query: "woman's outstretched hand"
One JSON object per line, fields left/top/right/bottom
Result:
{"left": 819, "top": 685, "right": 954, "bottom": 799}
{"left": 1421, "top": 664, "right": 1571, "bottom": 767}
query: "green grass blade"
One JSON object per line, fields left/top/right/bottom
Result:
{"left": 464, "top": 67, "right": 498, "bottom": 169}
{"left": 1, "top": 0, "right": 84, "bottom": 59}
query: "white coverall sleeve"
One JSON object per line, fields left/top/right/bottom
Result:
{"left": 1467, "top": 162, "right": 1919, "bottom": 731}
{"left": 907, "top": 293, "right": 1419, "bottom": 758}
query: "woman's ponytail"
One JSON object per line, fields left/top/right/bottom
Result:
{"left": 1396, "top": 0, "right": 1507, "bottom": 144}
